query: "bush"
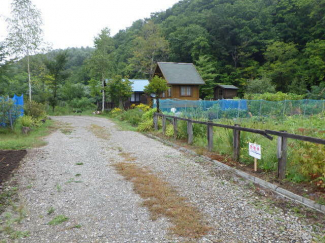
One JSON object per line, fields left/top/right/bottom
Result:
{"left": 136, "top": 108, "right": 157, "bottom": 132}
{"left": 16, "top": 115, "right": 34, "bottom": 128}
{"left": 24, "top": 101, "right": 46, "bottom": 119}
{"left": 0, "top": 99, "right": 21, "bottom": 129}
{"left": 131, "top": 104, "right": 151, "bottom": 112}
{"left": 110, "top": 108, "right": 123, "bottom": 117}
{"left": 69, "top": 97, "right": 96, "bottom": 112}
{"left": 137, "top": 119, "right": 153, "bottom": 132}
{"left": 118, "top": 109, "right": 144, "bottom": 126}
{"left": 244, "top": 92, "right": 305, "bottom": 101}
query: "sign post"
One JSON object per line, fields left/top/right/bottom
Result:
{"left": 249, "top": 143, "right": 261, "bottom": 172}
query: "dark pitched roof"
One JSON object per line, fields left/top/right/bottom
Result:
{"left": 157, "top": 62, "right": 205, "bottom": 85}
{"left": 216, "top": 84, "right": 239, "bottom": 90}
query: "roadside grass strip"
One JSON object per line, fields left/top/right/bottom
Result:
{"left": 87, "top": 124, "right": 110, "bottom": 140}
{"left": 112, "top": 162, "right": 211, "bottom": 238}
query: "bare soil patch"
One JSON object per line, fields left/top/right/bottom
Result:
{"left": 0, "top": 150, "right": 27, "bottom": 185}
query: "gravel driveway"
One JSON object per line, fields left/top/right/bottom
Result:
{"left": 9, "top": 116, "right": 316, "bottom": 242}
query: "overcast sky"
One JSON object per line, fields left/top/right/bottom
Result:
{"left": 0, "top": 0, "right": 180, "bottom": 49}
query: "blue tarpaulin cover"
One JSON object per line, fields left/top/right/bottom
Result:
{"left": 11, "top": 94, "right": 24, "bottom": 116}
{"left": 0, "top": 94, "right": 24, "bottom": 127}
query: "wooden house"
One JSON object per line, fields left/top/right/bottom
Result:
{"left": 124, "top": 79, "right": 149, "bottom": 108}
{"left": 153, "top": 62, "right": 205, "bottom": 100}
{"left": 214, "top": 84, "right": 238, "bottom": 100}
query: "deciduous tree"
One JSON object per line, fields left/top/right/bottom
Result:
{"left": 144, "top": 76, "right": 168, "bottom": 112}
{"left": 87, "top": 28, "right": 115, "bottom": 112}
{"left": 106, "top": 75, "right": 133, "bottom": 109}
{"left": 5, "top": 0, "right": 46, "bottom": 101}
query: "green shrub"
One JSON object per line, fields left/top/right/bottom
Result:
{"left": 69, "top": 97, "right": 96, "bottom": 111}
{"left": 137, "top": 119, "right": 153, "bottom": 132}
{"left": 142, "top": 108, "right": 157, "bottom": 120}
{"left": 18, "top": 116, "right": 33, "bottom": 127}
{"left": 0, "top": 99, "right": 21, "bottom": 129}
{"left": 165, "top": 124, "right": 174, "bottom": 137}
{"left": 24, "top": 101, "right": 46, "bottom": 119}
{"left": 119, "top": 109, "right": 144, "bottom": 126}
{"left": 244, "top": 92, "right": 305, "bottom": 101}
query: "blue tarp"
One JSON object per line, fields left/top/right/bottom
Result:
{"left": 11, "top": 94, "right": 24, "bottom": 116}
{"left": 219, "top": 99, "right": 248, "bottom": 110}
{"left": 0, "top": 94, "right": 24, "bottom": 127}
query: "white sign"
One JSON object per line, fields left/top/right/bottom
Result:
{"left": 249, "top": 143, "right": 261, "bottom": 159}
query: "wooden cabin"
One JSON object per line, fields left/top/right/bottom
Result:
{"left": 153, "top": 62, "right": 205, "bottom": 100}
{"left": 124, "top": 79, "right": 149, "bottom": 108}
{"left": 214, "top": 84, "right": 238, "bottom": 100}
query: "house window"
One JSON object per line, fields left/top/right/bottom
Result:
{"left": 168, "top": 87, "right": 171, "bottom": 97}
{"left": 181, "top": 86, "right": 192, "bottom": 96}
{"left": 131, "top": 93, "right": 140, "bottom": 102}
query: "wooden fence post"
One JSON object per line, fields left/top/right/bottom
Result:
{"left": 207, "top": 122, "right": 213, "bottom": 152}
{"left": 277, "top": 131, "right": 288, "bottom": 179}
{"left": 162, "top": 115, "right": 166, "bottom": 135}
{"left": 154, "top": 113, "right": 158, "bottom": 130}
{"left": 233, "top": 124, "right": 241, "bottom": 161}
{"left": 173, "top": 117, "right": 177, "bottom": 139}
{"left": 187, "top": 120, "right": 193, "bottom": 144}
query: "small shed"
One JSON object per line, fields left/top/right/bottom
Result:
{"left": 214, "top": 84, "right": 239, "bottom": 100}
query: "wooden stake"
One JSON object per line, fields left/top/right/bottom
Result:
{"left": 254, "top": 158, "right": 257, "bottom": 172}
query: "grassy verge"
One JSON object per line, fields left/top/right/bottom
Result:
{"left": 0, "top": 120, "right": 56, "bottom": 150}
{"left": 107, "top": 117, "right": 138, "bottom": 132}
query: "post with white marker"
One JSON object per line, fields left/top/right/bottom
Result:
{"left": 249, "top": 143, "right": 261, "bottom": 172}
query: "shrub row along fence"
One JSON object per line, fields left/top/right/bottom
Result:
{"left": 153, "top": 113, "right": 325, "bottom": 180}
{"left": 157, "top": 99, "right": 325, "bottom": 120}
{"left": 0, "top": 94, "right": 24, "bottom": 129}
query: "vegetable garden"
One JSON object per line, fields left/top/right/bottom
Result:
{"left": 109, "top": 102, "right": 325, "bottom": 201}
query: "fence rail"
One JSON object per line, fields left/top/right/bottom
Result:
{"left": 154, "top": 113, "right": 325, "bottom": 179}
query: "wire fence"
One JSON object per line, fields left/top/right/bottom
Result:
{"left": 157, "top": 99, "right": 325, "bottom": 121}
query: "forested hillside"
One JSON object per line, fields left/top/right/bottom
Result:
{"left": 1, "top": 0, "right": 324, "bottom": 109}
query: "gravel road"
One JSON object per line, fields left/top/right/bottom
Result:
{"left": 7, "top": 116, "right": 317, "bottom": 242}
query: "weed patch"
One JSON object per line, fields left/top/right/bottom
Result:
{"left": 118, "top": 152, "right": 136, "bottom": 161}
{"left": 48, "top": 215, "right": 69, "bottom": 225}
{"left": 88, "top": 124, "right": 110, "bottom": 139}
{"left": 47, "top": 207, "right": 55, "bottom": 215}
{"left": 112, "top": 162, "right": 210, "bottom": 238}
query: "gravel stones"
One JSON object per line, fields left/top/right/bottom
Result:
{"left": 5, "top": 116, "right": 318, "bottom": 242}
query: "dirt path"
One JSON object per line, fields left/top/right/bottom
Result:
{"left": 2, "top": 116, "right": 320, "bottom": 242}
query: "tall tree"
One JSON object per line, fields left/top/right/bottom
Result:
{"left": 5, "top": 0, "right": 45, "bottom": 101}
{"left": 128, "top": 21, "right": 169, "bottom": 78}
{"left": 45, "top": 51, "right": 68, "bottom": 111}
{"left": 106, "top": 75, "right": 133, "bottom": 109}
{"left": 87, "top": 28, "right": 115, "bottom": 112}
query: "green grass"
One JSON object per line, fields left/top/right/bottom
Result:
{"left": 75, "top": 162, "right": 84, "bottom": 165}
{"left": 108, "top": 117, "right": 138, "bottom": 131}
{"left": 47, "top": 207, "right": 55, "bottom": 215}
{"left": 48, "top": 215, "right": 69, "bottom": 225}
{"left": 0, "top": 120, "right": 55, "bottom": 150}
